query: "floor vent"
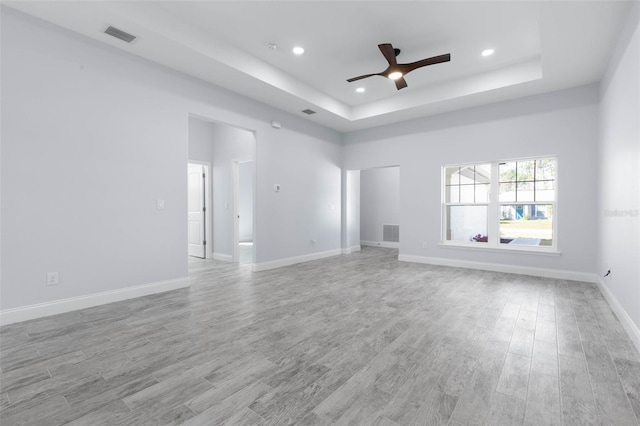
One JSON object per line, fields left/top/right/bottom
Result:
{"left": 104, "top": 26, "right": 136, "bottom": 43}
{"left": 383, "top": 224, "right": 399, "bottom": 243}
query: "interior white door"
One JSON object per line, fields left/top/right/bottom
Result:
{"left": 188, "top": 164, "right": 206, "bottom": 258}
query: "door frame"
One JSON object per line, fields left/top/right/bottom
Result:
{"left": 188, "top": 160, "right": 212, "bottom": 259}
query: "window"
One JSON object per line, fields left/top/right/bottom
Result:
{"left": 442, "top": 157, "right": 557, "bottom": 251}
{"left": 444, "top": 164, "right": 491, "bottom": 243}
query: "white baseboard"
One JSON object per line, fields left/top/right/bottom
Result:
{"left": 0, "top": 277, "right": 190, "bottom": 326}
{"left": 213, "top": 252, "right": 233, "bottom": 262}
{"left": 342, "top": 245, "right": 361, "bottom": 254}
{"left": 397, "top": 254, "right": 598, "bottom": 283}
{"left": 361, "top": 241, "right": 399, "bottom": 249}
{"left": 253, "top": 249, "right": 342, "bottom": 272}
{"left": 595, "top": 277, "right": 640, "bottom": 354}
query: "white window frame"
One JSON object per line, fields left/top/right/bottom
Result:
{"left": 440, "top": 156, "right": 559, "bottom": 254}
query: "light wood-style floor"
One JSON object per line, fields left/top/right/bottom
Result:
{"left": 2, "top": 247, "right": 640, "bottom": 425}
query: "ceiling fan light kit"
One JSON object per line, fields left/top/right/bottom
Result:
{"left": 347, "top": 43, "right": 451, "bottom": 90}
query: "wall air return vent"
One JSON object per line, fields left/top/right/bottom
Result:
{"left": 301, "top": 109, "right": 316, "bottom": 115}
{"left": 104, "top": 26, "right": 136, "bottom": 43}
{"left": 383, "top": 224, "right": 399, "bottom": 243}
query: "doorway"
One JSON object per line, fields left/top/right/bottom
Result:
{"left": 187, "top": 162, "right": 211, "bottom": 258}
{"left": 187, "top": 115, "right": 256, "bottom": 265}
{"left": 360, "top": 166, "right": 400, "bottom": 248}
{"left": 344, "top": 166, "right": 400, "bottom": 254}
{"left": 233, "top": 160, "right": 254, "bottom": 264}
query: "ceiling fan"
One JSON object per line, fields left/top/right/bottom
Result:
{"left": 347, "top": 43, "right": 451, "bottom": 90}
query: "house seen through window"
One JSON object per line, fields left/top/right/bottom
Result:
{"left": 443, "top": 158, "right": 557, "bottom": 250}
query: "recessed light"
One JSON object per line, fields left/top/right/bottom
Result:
{"left": 481, "top": 49, "right": 495, "bottom": 57}
{"left": 356, "top": 87, "right": 365, "bottom": 93}
{"left": 388, "top": 71, "right": 403, "bottom": 80}
{"left": 292, "top": 46, "right": 305, "bottom": 55}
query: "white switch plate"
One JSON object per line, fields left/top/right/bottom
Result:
{"left": 422, "top": 242, "right": 428, "bottom": 248}
{"left": 156, "top": 199, "right": 165, "bottom": 210}
{"left": 46, "top": 272, "right": 59, "bottom": 286}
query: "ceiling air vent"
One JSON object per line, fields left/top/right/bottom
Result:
{"left": 301, "top": 109, "right": 316, "bottom": 115}
{"left": 104, "top": 26, "right": 136, "bottom": 43}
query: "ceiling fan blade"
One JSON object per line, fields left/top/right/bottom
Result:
{"left": 394, "top": 76, "right": 408, "bottom": 90}
{"left": 346, "top": 73, "right": 381, "bottom": 82}
{"left": 378, "top": 43, "right": 398, "bottom": 66}
{"left": 401, "top": 53, "right": 451, "bottom": 74}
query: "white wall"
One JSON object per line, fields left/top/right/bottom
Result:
{"left": 343, "top": 85, "right": 600, "bottom": 276}
{"left": 1, "top": 9, "right": 187, "bottom": 311}
{"left": 0, "top": 8, "right": 342, "bottom": 313}
{"left": 258, "top": 126, "right": 342, "bottom": 264}
{"left": 598, "top": 3, "right": 640, "bottom": 329}
{"left": 360, "top": 167, "right": 400, "bottom": 244}
{"left": 188, "top": 116, "right": 215, "bottom": 162}
{"left": 238, "top": 161, "right": 254, "bottom": 242}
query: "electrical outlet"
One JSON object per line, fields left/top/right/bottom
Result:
{"left": 46, "top": 272, "right": 59, "bottom": 286}
{"left": 422, "top": 241, "right": 428, "bottom": 249}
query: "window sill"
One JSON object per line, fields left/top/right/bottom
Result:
{"left": 438, "top": 242, "right": 562, "bottom": 256}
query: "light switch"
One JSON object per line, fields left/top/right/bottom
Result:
{"left": 156, "top": 199, "right": 165, "bottom": 210}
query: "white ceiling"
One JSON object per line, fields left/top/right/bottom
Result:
{"left": 5, "top": 1, "right": 633, "bottom": 132}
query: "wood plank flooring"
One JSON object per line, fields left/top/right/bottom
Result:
{"left": 1, "top": 247, "right": 640, "bottom": 425}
